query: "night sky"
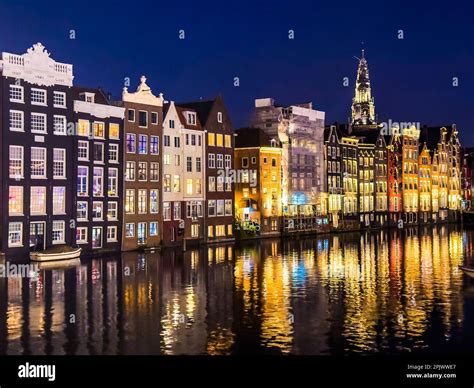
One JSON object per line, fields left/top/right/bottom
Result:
{"left": 1, "top": 0, "right": 473, "bottom": 143}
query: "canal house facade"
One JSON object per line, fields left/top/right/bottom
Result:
{"left": 72, "top": 87, "right": 125, "bottom": 253}
{"left": 121, "top": 76, "right": 163, "bottom": 251}
{"left": 0, "top": 43, "right": 75, "bottom": 257}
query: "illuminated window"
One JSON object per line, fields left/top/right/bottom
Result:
{"left": 108, "top": 168, "right": 118, "bottom": 196}
{"left": 109, "top": 143, "right": 119, "bottom": 163}
{"left": 150, "top": 163, "right": 159, "bottom": 181}
{"left": 164, "top": 175, "right": 171, "bottom": 192}
{"left": 138, "top": 162, "right": 147, "bottom": 181}
{"left": 138, "top": 189, "right": 147, "bottom": 214}
{"left": 208, "top": 176, "right": 216, "bottom": 192}
{"left": 109, "top": 123, "right": 120, "bottom": 139}
{"left": 227, "top": 224, "right": 232, "bottom": 235}
{"left": 77, "top": 119, "right": 90, "bottom": 136}
{"left": 125, "top": 223, "right": 135, "bottom": 238}
{"left": 163, "top": 202, "right": 171, "bottom": 220}
{"left": 150, "top": 222, "right": 158, "bottom": 236}
{"left": 150, "top": 190, "right": 159, "bottom": 214}
{"left": 93, "top": 122, "right": 105, "bottom": 138}
{"left": 208, "top": 225, "right": 214, "bottom": 237}
{"left": 77, "top": 166, "right": 88, "bottom": 196}
{"left": 9, "top": 145, "right": 24, "bottom": 178}
{"left": 216, "top": 134, "right": 223, "bottom": 147}
{"left": 216, "top": 200, "right": 225, "bottom": 216}
{"left": 208, "top": 200, "right": 216, "bottom": 216}
{"left": 31, "top": 147, "right": 46, "bottom": 178}
{"left": 208, "top": 132, "right": 215, "bottom": 146}
{"left": 173, "top": 202, "right": 181, "bottom": 220}
{"left": 107, "top": 201, "right": 118, "bottom": 220}
{"left": 53, "top": 187, "right": 66, "bottom": 214}
{"left": 187, "top": 179, "right": 193, "bottom": 195}
{"left": 150, "top": 136, "right": 159, "bottom": 154}
{"left": 225, "top": 135, "right": 231, "bottom": 148}
{"left": 126, "top": 133, "right": 136, "bottom": 153}
{"left": 124, "top": 190, "right": 135, "bottom": 216}
{"left": 77, "top": 201, "right": 88, "bottom": 221}
{"left": 138, "top": 134, "right": 148, "bottom": 154}
{"left": 93, "top": 167, "right": 104, "bottom": 196}
{"left": 9, "top": 186, "right": 23, "bottom": 215}
{"left": 107, "top": 226, "right": 118, "bottom": 242}
{"left": 225, "top": 199, "right": 232, "bottom": 216}
{"left": 196, "top": 179, "right": 202, "bottom": 194}
{"left": 216, "top": 225, "right": 225, "bottom": 237}
{"left": 173, "top": 175, "right": 180, "bottom": 192}
{"left": 30, "top": 186, "right": 46, "bottom": 215}
{"left": 125, "top": 161, "right": 135, "bottom": 181}
{"left": 91, "top": 227, "right": 102, "bottom": 249}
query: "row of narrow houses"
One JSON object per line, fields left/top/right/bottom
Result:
{"left": 0, "top": 43, "right": 468, "bottom": 257}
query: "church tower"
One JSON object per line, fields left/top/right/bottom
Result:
{"left": 351, "top": 49, "right": 376, "bottom": 127}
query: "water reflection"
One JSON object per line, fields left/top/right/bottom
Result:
{"left": 0, "top": 226, "right": 470, "bottom": 355}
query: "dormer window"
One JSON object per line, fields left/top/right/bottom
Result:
{"left": 80, "top": 92, "right": 95, "bottom": 103}
{"left": 270, "top": 139, "right": 276, "bottom": 148}
{"left": 187, "top": 112, "right": 196, "bottom": 125}
{"left": 217, "top": 112, "right": 223, "bottom": 123}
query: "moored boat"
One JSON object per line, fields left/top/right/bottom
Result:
{"left": 459, "top": 265, "right": 474, "bottom": 279}
{"left": 30, "top": 245, "right": 82, "bottom": 262}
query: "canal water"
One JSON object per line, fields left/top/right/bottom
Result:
{"left": 1, "top": 225, "right": 474, "bottom": 355}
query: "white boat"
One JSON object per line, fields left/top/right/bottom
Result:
{"left": 30, "top": 245, "right": 82, "bottom": 262}
{"left": 460, "top": 265, "right": 474, "bottom": 279}
{"left": 37, "top": 258, "right": 81, "bottom": 270}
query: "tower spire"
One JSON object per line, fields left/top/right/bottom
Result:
{"left": 351, "top": 49, "right": 376, "bottom": 127}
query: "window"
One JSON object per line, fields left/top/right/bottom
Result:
{"left": 174, "top": 137, "right": 180, "bottom": 147}
{"left": 196, "top": 179, "right": 202, "bottom": 194}
{"left": 208, "top": 132, "right": 215, "bottom": 146}
{"left": 163, "top": 202, "right": 171, "bottom": 220}
{"left": 125, "top": 161, "right": 135, "bottom": 181}
{"left": 93, "top": 167, "right": 104, "bottom": 196}
{"left": 208, "top": 200, "right": 216, "bottom": 216}
{"left": 75, "top": 141, "right": 88, "bottom": 161}
{"left": 108, "top": 168, "right": 118, "bottom": 196}
{"left": 137, "top": 222, "right": 147, "bottom": 244}
{"left": 217, "top": 112, "right": 223, "bottom": 123}
{"left": 208, "top": 225, "right": 214, "bottom": 237}
{"left": 163, "top": 154, "right": 171, "bottom": 165}
{"left": 92, "top": 202, "right": 103, "bottom": 221}
{"left": 125, "top": 223, "right": 135, "bottom": 238}
{"left": 208, "top": 176, "right": 216, "bottom": 191}
{"left": 196, "top": 157, "right": 202, "bottom": 172}
{"left": 10, "top": 85, "right": 24, "bottom": 103}
{"left": 151, "top": 112, "right": 158, "bottom": 125}
{"left": 227, "top": 224, "right": 233, "bottom": 236}
{"left": 53, "top": 187, "right": 66, "bottom": 214}
{"left": 191, "top": 135, "right": 196, "bottom": 146}
{"left": 150, "top": 136, "right": 159, "bottom": 154}
{"left": 53, "top": 115, "right": 67, "bottom": 135}
{"left": 242, "top": 157, "right": 249, "bottom": 168}
{"left": 8, "top": 222, "right": 23, "bottom": 247}
{"left": 109, "top": 123, "right": 120, "bottom": 139}
{"left": 76, "top": 227, "right": 88, "bottom": 243}
{"left": 10, "top": 110, "right": 24, "bottom": 131}
{"left": 216, "top": 134, "right": 223, "bottom": 147}
{"left": 53, "top": 91, "right": 66, "bottom": 108}
{"left": 93, "top": 122, "right": 105, "bottom": 139}
{"left": 53, "top": 148, "right": 66, "bottom": 178}
{"left": 150, "top": 189, "right": 159, "bottom": 214}
{"left": 191, "top": 224, "right": 199, "bottom": 238}
{"left": 217, "top": 200, "right": 225, "bottom": 216}
{"left": 150, "top": 222, "right": 158, "bottom": 236}
{"left": 126, "top": 133, "right": 136, "bottom": 153}
{"left": 209, "top": 154, "right": 215, "bottom": 168}
{"left": 173, "top": 175, "right": 180, "bottom": 192}
{"left": 187, "top": 112, "right": 196, "bottom": 125}
{"left": 128, "top": 109, "right": 135, "bottom": 122}
{"left": 216, "top": 225, "right": 226, "bottom": 237}
{"left": 138, "top": 162, "right": 147, "bottom": 181}
{"left": 139, "top": 111, "right": 147, "bottom": 127}
{"left": 31, "top": 147, "right": 47, "bottom": 178}
{"left": 185, "top": 134, "right": 189, "bottom": 145}
{"left": 125, "top": 189, "right": 135, "bottom": 213}
{"left": 30, "top": 186, "right": 46, "bottom": 215}
{"left": 186, "top": 179, "right": 193, "bottom": 195}
{"left": 217, "top": 176, "right": 224, "bottom": 191}
{"left": 31, "top": 88, "right": 46, "bottom": 105}
{"left": 107, "top": 201, "right": 118, "bottom": 220}
{"left": 92, "top": 227, "right": 102, "bottom": 249}
{"left": 52, "top": 221, "right": 65, "bottom": 244}
{"left": 225, "top": 199, "right": 232, "bottom": 216}
{"left": 107, "top": 226, "right": 118, "bottom": 242}
{"left": 174, "top": 155, "right": 180, "bottom": 166}
{"left": 225, "top": 135, "right": 231, "bottom": 148}
{"left": 150, "top": 163, "right": 159, "bottom": 181}
{"left": 225, "top": 155, "right": 231, "bottom": 169}
{"left": 31, "top": 113, "right": 47, "bottom": 133}
{"left": 77, "top": 201, "right": 88, "bottom": 221}
{"left": 217, "top": 154, "right": 223, "bottom": 169}
{"left": 164, "top": 175, "right": 171, "bottom": 192}
{"left": 138, "top": 134, "right": 148, "bottom": 154}
{"left": 9, "top": 186, "right": 23, "bottom": 215}
{"left": 164, "top": 135, "right": 170, "bottom": 147}
{"left": 77, "top": 119, "right": 90, "bottom": 136}
{"left": 272, "top": 158, "right": 277, "bottom": 167}
{"left": 138, "top": 189, "right": 147, "bottom": 214}
{"left": 187, "top": 157, "right": 192, "bottom": 172}
{"left": 173, "top": 202, "right": 181, "bottom": 220}
{"left": 77, "top": 166, "right": 88, "bottom": 196}
{"left": 109, "top": 144, "right": 119, "bottom": 163}
{"left": 169, "top": 119, "right": 175, "bottom": 129}
{"left": 9, "top": 146, "right": 24, "bottom": 178}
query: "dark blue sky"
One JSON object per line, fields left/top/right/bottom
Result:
{"left": 1, "top": 0, "right": 473, "bottom": 143}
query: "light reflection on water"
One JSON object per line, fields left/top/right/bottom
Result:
{"left": 0, "top": 225, "right": 471, "bottom": 355}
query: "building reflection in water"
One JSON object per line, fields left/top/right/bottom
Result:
{"left": 0, "top": 226, "right": 469, "bottom": 355}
